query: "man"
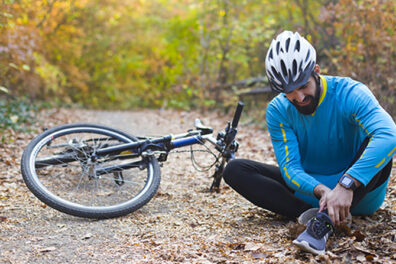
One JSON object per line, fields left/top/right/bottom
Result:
{"left": 223, "top": 31, "right": 396, "bottom": 255}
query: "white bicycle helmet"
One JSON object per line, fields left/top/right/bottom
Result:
{"left": 265, "top": 31, "right": 316, "bottom": 93}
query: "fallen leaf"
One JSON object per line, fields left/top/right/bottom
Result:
{"left": 251, "top": 252, "right": 267, "bottom": 259}
{"left": 351, "top": 230, "right": 366, "bottom": 242}
{"left": 352, "top": 243, "right": 377, "bottom": 257}
{"left": 244, "top": 242, "right": 261, "bottom": 251}
{"left": 356, "top": 254, "right": 366, "bottom": 262}
{"left": 273, "top": 251, "right": 285, "bottom": 258}
{"left": 82, "top": 233, "right": 92, "bottom": 240}
{"left": 337, "top": 223, "right": 352, "bottom": 235}
{"left": 38, "top": 247, "right": 56, "bottom": 253}
{"left": 229, "top": 243, "right": 245, "bottom": 250}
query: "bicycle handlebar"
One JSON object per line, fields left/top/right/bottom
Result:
{"left": 231, "top": 101, "right": 244, "bottom": 129}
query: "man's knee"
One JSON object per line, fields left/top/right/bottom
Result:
{"left": 223, "top": 159, "right": 244, "bottom": 185}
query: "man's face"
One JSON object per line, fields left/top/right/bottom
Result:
{"left": 285, "top": 75, "right": 321, "bottom": 115}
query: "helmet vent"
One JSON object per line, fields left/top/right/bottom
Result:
{"left": 271, "top": 66, "right": 282, "bottom": 82}
{"left": 276, "top": 42, "right": 280, "bottom": 55}
{"left": 292, "top": 60, "right": 297, "bottom": 75}
{"left": 295, "top": 40, "right": 300, "bottom": 51}
{"left": 285, "top": 38, "right": 291, "bottom": 52}
{"left": 268, "top": 49, "right": 273, "bottom": 59}
{"left": 305, "top": 49, "right": 311, "bottom": 62}
{"left": 280, "top": 60, "right": 288, "bottom": 77}
{"left": 267, "top": 71, "right": 274, "bottom": 79}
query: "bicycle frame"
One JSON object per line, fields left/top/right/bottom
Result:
{"left": 96, "top": 101, "right": 243, "bottom": 191}
{"left": 95, "top": 101, "right": 244, "bottom": 161}
{"left": 35, "top": 102, "right": 244, "bottom": 191}
{"left": 95, "top": 130, "right": 215, "bottom": 157}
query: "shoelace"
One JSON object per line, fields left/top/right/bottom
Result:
{"left": 309, "top": 216, "right": 333, "bottom": 239}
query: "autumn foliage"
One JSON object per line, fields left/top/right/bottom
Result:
{"left": 320, "top": 0, "right": 396, "bottom": 116}
{"left": 0, "top": 0, "right": 395, "bottom": 112}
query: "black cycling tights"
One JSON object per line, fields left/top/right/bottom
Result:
{"left": 223, "top": 157, "right": 392, "bottom": 219}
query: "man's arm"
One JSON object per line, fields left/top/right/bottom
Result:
{"left": 319, "top": 82, "right": 396, "bottom": 225}
{"left": 343, "top": 84, "right": 396, "bottom": 186}
{"left": 266, "top": 102, "right": 322, "bottom": 196}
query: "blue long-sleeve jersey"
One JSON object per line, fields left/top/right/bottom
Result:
{"left": 266, "top": 75, "right": 396, "bottom": 215}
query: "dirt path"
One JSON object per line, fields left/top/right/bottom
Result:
{"left": 1, "top": 108, "right": 395, "bottom": 263}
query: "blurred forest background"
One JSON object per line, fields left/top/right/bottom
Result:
{"left": 0, "top": 0, "right": 395, "bottom": 129}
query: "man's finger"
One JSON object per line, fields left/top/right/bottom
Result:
{"left": 327, "top": 206, "right": 335, "bottom": 225}
{"left": 319, "top": 199, "right": 326, "bottom": 212}
{"left": 343, "top": 207, "right": 350, "bottom": 223}
{"left": 339, "top": 207, "right": 346, "bottom": 223}
{"left": 331, "top": 206, "right": 340, "bottom": 226}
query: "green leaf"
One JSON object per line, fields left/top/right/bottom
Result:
{"left": 1, "top": 12, "right": 13, "bottom": 18}
{"left": 22, "top": 64, "right": 30, "bottom": 71}
{"left": 10, "top": 115, "right": 19, "bottom": 123}
{"left": 8, "top": 63, "right": 18, "bottom": 70}
{"left": 0, "top": 86, "right": 9, "bottom": 94}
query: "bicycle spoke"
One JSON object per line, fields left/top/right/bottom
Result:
{"left": 98, "top": 175, "right": 145, "bottom": 187}
{"left": 65, "top": 172, "right": 87, "bottom": 203}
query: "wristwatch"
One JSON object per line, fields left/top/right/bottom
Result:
{"left": 338, "top": 174, "right": 358, "bottom": 191}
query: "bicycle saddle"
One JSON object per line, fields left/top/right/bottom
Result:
{"left": 194, "top": 119, "right": 213, "bottom": 135}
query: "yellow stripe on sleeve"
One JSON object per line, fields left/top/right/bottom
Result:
{"left": 375, "top": 158, "right": 386, "bottom": 168}
{"left": 352, "top": 114, "right": 371, "bottom": 137}
{"left": 292, "top": 180, "right": 300, "bottom": 187}
{"left": 280, "top": 122, "right": 290, "bottom": 163}
{"left": 283, "top": 166, "right": 291, "bottom": 179}
{"left": 281, "top": 129, "right": 287, "bottom": 143}
{"left": 283, "top": 167, "right": 300, "bottom": 187}
{"left": 388, "top": 146, "right": 396, "bottom": 157}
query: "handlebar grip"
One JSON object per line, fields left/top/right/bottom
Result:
{"left": 231, "top": 101, "right": 244, "bottom": 128}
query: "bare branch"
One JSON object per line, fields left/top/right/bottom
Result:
{"left": 36, "top": 0, "right": 58, "bottom": 28}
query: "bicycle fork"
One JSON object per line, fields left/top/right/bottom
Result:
{"left": 209, "top": 158, "right": 226, "bottom": 192}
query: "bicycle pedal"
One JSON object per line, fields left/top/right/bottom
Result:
{"left": 158, "top": 152, "right": 168, "bottom": 162}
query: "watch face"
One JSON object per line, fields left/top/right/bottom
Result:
{"left": 341, "top": 176, "right": 353, "bottom": 187}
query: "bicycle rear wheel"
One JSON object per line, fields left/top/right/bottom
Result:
{"left": 21, "top": 123, "right": 161, "bottom": 219}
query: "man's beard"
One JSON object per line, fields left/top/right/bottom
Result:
{"left": 292, "top": 75, "right": 321, "bottom": 115}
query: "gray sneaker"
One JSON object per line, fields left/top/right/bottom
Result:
{"left": 298, "top": 208, "right": 352, "bottom": 228}
{"left": 298, "top": 208, "right": 320, "bottom": 225}
{"left": 293, "top": 212, "right": 334, "bottom": 255}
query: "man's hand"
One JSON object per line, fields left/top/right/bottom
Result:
{"left": 314, "top": 184, "right": 331, "bottom": 200}
{"left": 318, "top": 184, "right": 353, "bottom": 226}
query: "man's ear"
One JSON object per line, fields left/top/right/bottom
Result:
{"left": 314, "top": 64, "right": 321, "bottom": 74}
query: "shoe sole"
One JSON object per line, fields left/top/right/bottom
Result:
{"left": 292, "top": 239, "right": 325, "bottom": 255}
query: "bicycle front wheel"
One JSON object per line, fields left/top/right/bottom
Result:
{"left": 21, "top": 123, "right": 161, "bottom": 219}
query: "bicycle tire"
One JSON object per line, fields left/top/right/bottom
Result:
{"left": 21, "top": 123, "right": 161, "bottom": 219}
